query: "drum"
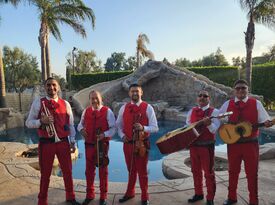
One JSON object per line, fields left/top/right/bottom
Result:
{"left": 156, "top": 123, "right": 202, "bottom": 154}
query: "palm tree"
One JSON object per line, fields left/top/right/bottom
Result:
{"left": 29, "top": 0, "right": 95, "bottom": 81}
{"left": 0, "top": 49, "right": 6, "bottom": 107}
{"left": 136, "top": 33, "right": 154, "bottom": 68}
{"left": 239, "top": 0, "right": 275, "bottom": 88}
{"left": 0, "top": 0, "right": 21, "bottom": 108}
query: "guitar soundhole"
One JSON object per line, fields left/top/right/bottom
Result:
{"left": 236, "top": 126, "right": 245, "bottom": 136}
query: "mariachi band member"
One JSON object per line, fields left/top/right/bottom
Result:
{"left": 26, "top": 77, "right": 80, "bottom": 205}
{"left": 186, "top": 90, "right": 220, "bottom": 205}
{"left": 78, "top": 90, "right": 116, "bottom": 205}
{"left": 116, "top": 83, "right": 158, "bottom": 205}
{"left": 219, "top": 79, "right": 273, "bottom": 205}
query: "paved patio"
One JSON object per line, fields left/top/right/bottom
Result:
{"left": 0, "top": 142, "right": 274, "bottom": 205}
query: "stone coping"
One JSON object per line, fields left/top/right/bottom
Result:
{"left": 162, "top": 150, "right": 245, "bottom": 181}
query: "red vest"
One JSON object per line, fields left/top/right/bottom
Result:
{"left": 123, "top": 102, "right": 149, "bottom": 140}
{"left": 227, "top": 98, "right": 259, "bottom": 137}
{"left": 190, "top": 106, "right": 215, "bottom": 141}
{"left": 83, "top": 106, "right": 109, "bottom": 144}
{"left": 37, "top": 97, "right": 70, "bottom": 139}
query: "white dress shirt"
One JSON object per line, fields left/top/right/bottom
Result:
{"left": 186, "top": 104, "right": 220, "bottom": 134}
{"left": 219, "top": 96, "right": 270, "bottom": 123}
{"left": 25, "top": 96, "right": 76, "bottom": 142}
{"left": 116, "top": 100, "right": 159, "bottom": 139}
{"left": 77, "top": 105, "right": 116, "bottom": 138}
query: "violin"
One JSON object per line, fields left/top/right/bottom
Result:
{"left": 94, "top": 128, "right": 109, "bottom": 167}
{"left": 133, "top": 128, "right": 147, "bottom": 157}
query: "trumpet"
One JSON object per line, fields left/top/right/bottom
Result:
{"left": 41, "top": 101, "right": 60, "bottom": 142}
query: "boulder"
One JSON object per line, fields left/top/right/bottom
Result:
{"left": 259, "top": 143, "right": 275, "bottom": 160}
{"left": 73, "top": 60, "right": 234, "bottom": 118}
{"left": 0, "top": 108, "right": 24, "bottom": 133}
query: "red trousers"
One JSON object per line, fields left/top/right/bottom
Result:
{"left": 227, "top": 142, "right": 259, "bottom": 205}
{"left": 123, "top": 143, "right": 149, "bottom": 201}
{"left": 38, "top": 140, "right": 75, "bottom": 205}
{"left": 190, "top": 145, "right": 216, "bottom": 200}
{"left": 85, "top": 144, "right": 108, "bottom": 200}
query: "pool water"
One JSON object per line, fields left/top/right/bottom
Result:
{"left": 1, "top": 122, "right": 274, "bottom": 182}
{"left": 0, "top": 121, "right": 183, "bottom": 182}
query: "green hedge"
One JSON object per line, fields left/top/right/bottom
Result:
{"left": 252, "top": 64, "right": 275, "bottom": 101}
{"left": 187, "top": 64, "right": 275, "bottom": 101}
{"left": 188, "top": 66, "right": 238, "bottom": 87}
{"left": 71, "top": 71, "right": 132, "bottom": 90}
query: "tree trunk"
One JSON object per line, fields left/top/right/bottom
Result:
{"left": 136, "top": 49, "right": 140, "bottom": 69}
{"left": 18, "top": 91, "right": 22, "bottom": 112}
{"left": 40, "top": 45, "right": 47, "bottom": 82}
{"left": 46, "top": 37, "right": 51, "bottom": 78}
{"left": 0, "top": 47, "right": 7, "bottom": 108}
{"left": 39, "top": 22, "right": 48, "bottom": 82}
{"left": 245, "top": 17, "right": 255, "bottom": 89}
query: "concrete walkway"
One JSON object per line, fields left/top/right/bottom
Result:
{"left": 0, "top": 142, "right": 275, "bottom": 205}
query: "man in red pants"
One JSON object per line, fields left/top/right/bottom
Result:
{"left": 219, "top": 79, "right": 273, "bottom": 205}
{"left": 116, "top": 84, "right": 158, "bottom": 205}
{"left": 26, "top": 77, "right": 80, "bottom": 205}
{"left": 186, "top": 90, "right": 220, "bottom": 205}
{"left": 78, "top": 90, "right": 116, "bottom": 205}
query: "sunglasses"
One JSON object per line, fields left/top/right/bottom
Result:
{"left": 235, "top": 86, "right": 247, "bottom": 91}
{"left": 198, "top": 94, "right": 209, "bottom": 98}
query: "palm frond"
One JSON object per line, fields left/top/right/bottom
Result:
{"left": 48, "top": 20, "right": 62, "bottom": 41}
{"left": 144, "top": 50, "right": 154, "bottom": 60}
{"left": 57, "top": 17, "right": 86, "bottom": 37}
{"left": 254, "top": 0, "right": 275, "bottom": 29}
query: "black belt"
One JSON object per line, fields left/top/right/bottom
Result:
{"left": 39, "top": 137, "right": 68, "bottom": 143}
{"left": 192, "top": 140, "right": 215, "bottom": 147}
{"left": 236, "top": 137, "right": 258, "bottom": 144}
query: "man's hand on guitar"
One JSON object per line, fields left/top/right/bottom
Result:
{"left": 202, "top": 117, "right": 212, "bottom": 126}
{"left": 264, "top": 120, "right": 274, "bottom": 128}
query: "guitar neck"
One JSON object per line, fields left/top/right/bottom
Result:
{"left": 210, "top": 111, "right": 233, "bottom": 120}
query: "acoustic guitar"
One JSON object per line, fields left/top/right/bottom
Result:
{"left": 219, "top": 119, "right": 275, "bottom": 144}
{"left": 156, "top": 111, "right": 233, "bottom": 154}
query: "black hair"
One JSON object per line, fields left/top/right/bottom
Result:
{"left": 233, "top": 79, "right": 248, "bottom": 87}
{"left": 129, "top": 83, "right": 142, "bottom": 91}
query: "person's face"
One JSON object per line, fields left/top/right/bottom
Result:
{"left": 197, "top": 91, "right": 210, "bottom": 107}
{"left": 234, "top": 83, "right": 248, "bottom": 100}
{"left": 129, "top": 86, "right": 143, "bottom": 103}
{"left": 45, "top": 79, "right": 59, "bottom": 98}
{"left": 90, "top": 91, "right": 102, "bottom": 109}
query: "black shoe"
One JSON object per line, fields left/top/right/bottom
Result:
{"left": 66, "top": 199, "right": 81, "bottom": 205}
{"left": 223, "top": 199, "right": 237, "bottom": 205}
{"left": 99, "top": 199, "right": 107, "bottom": 205}
{"left": 119, "top": 195, "right": 134, "bottom": 203}
{"left": 82, "top": 198, "right": 94, "bottom": 205}
{"left": 141, "top": 200, "right": 149, "bottom": 205}
{"left": 188, "top": 195, "right": 204, "bottom": 203}
{"left": 206, "top": 200, "right": 214, "bottom": 205}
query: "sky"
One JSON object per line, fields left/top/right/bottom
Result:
{"left": 0, "top": 0, "right": 274, "bottom": 78}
